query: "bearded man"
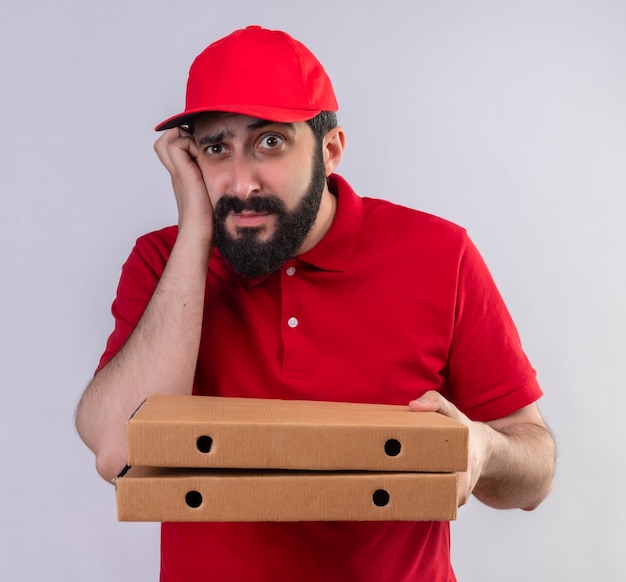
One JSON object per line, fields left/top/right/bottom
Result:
{"left": 76, "top": 25, "right": 555, "bottom": 582}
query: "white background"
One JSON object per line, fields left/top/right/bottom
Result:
{"left": 2, "top": 1, "right": 625, "bottom": 580}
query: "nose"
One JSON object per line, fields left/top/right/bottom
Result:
{"left": 226, "top": 152, "right": 261, "bottom": 200}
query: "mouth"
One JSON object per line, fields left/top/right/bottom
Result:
{"left": 230, "top": 210, "right": 272, "bottom": 229}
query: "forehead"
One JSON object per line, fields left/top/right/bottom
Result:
{"left": 193, "top": 112, "right": 306, "bottom": 139}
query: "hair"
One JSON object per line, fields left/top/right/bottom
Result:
{"left": 306, "top": 111, "right": 338, "bottom": 144}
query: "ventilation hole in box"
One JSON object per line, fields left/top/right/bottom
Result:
{"left": 185, "top": 491, "right": 203, "bottom": 508}
{"left": 196, "top": 435, "right": 213, "bottom": 453}
{"left": 384, "top": 438, "right": 401, "bottom": 457}
{"left": 373, "top": 489, "right": 390, "bottom": 507}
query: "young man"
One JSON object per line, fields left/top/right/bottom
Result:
{"left": 76, "top": 26, "right": 555, "bottom": 581}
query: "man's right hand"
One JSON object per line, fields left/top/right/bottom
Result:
{"left": 154, "top": 128, "right": 214, "bottom": 243}
{"left": 76, "top": 127, "right": 215, "bottom": 482}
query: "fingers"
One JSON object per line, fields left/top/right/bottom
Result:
{"left": 408, "top": 390, "right": 460, "bottom": 421}
{"left": 154, "top": 128, "right": 214, "bottom": 239}
{"left": 154, "top": 127, "right": 206, "bottom": 203}
{"left": 408, "top": 390, "right": 475, "bottom": 507}
{"left": 456, "top": 472, "right": 471, "bottom": 507}
{"left": 154, "top": 128, "right": 200, "bottom": 175}
{"left": 408, "top": 390, "right": 441, "bottom": 412}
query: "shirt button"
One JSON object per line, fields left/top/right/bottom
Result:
{"left": 286, "top": 266, "right": 296, "bottom": 276}
{"left": 288, "top": 317, "right": 299, "bottom": 328}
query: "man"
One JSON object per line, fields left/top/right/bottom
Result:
{"left": 76, "top": 25, "right": 555, "bottom": 581}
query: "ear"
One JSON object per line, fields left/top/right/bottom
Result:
{"left": 321, "top": 127, "right": 346, "bottom": 176}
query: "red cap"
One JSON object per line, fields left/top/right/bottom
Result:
{"left": 155, "top": 26, "right": 338, "bottom": 131}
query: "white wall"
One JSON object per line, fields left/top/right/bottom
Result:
{"left": 2, "top": 1, "right": 624, "bottom": 580}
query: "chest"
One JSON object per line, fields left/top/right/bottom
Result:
{"left": 195, "top": 251, "right": 458, "bottom": 405}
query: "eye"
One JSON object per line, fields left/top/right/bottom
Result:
{"left": 205, "top": 143, "right": 226, "bottom": 156}
{"left": 258, "top": 134, "right": 284, "bottom": 150}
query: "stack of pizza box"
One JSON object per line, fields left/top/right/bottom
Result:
{"left": 115, "top": 394, "right": 467, "bottom": 522}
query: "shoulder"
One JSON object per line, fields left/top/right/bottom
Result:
{"left": 133, "top": 225, "right": 178, "bottom": 259}
{"left": 135, "top": 225, "right": 178, "bottom": 251}
{"left": 122, "top": 225, "right": 179, "bottom": 277}
{"left": 360, "top": 196, "right": 469, "bottom": 254}
{"left": 362, "top": 196, "right": 464, "bottom": 232}
{"left": 331, "top": 174, "right": 468, "bottom": 250}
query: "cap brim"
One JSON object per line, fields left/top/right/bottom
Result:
{"left": 155, "top": 104, "right": 325, "bottom": 131}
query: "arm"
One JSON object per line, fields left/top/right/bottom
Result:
{"left": 75, "top": 128, "right": 213, "bottom": 483}
{"left": 409, "top": 391, "right": 555, "bottom": 510}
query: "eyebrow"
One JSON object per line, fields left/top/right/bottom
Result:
{"left": 247, "top": 120, "right": 296, "bottom": 132}
{"left": 197, "top": 130, "right": 234, "bottom": 146}
{"left": 196, "top": 120, "right": 297, "bottom": 147}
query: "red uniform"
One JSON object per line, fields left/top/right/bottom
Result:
{"left": 99, "top": 174, "right": 541, "bottom": 581}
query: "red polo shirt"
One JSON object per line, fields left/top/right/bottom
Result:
{"left": 99, "top": 174, "right": 541, "bottom": 581}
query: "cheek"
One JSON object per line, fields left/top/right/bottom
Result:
{"left": 268, "top": 162, "right": 312, "bottom": 208}
{"left": 197, "top": 166, "right": 223, "bottom": 207}
{"left": 203, "top": 185, "right": 221, "bottom": 211}
{"left": 279, "top": 178, "right": 306, "bottom": 207}
{"left": 206, "top": 189, "right": 222, "bottom": 209}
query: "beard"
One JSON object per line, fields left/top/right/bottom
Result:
{"left": 213, "top": 147, "right": 327, "bottom": 279}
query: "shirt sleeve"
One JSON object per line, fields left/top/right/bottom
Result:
{"left": 443, "top": 236, "right": 543, "bottom": 422}
{"left": 95, "top": 227, "right": 176, "bottom": 373}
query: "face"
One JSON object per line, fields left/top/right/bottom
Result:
{"left": 193, "top": 113, "right": 328, "bottom": 278}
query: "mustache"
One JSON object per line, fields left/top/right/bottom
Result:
{"left": 214, "top": 195, "right": 287, "bottom": 216}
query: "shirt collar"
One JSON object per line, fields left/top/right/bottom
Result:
{"left": 296, "top": 173, "right": 362, "bottom": 272}
{"left": 212, "top": 173, "right": 363, "bottom": 288}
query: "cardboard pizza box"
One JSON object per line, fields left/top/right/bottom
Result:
{"left": 127, "top": 394, "right": 468, "bottom": 472}
{"left": 116, "top": 466, "right": 458, "bottom": 522}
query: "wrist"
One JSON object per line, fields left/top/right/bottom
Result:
{"left": 176, "top": 219, "right": 214, "bottom": 249}
{"left": 474, "top": 422, "right": 502, "bottom": 480}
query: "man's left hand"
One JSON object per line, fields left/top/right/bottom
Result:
{"left": 408, "top": 391, "right": 491, "bottom": 507}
